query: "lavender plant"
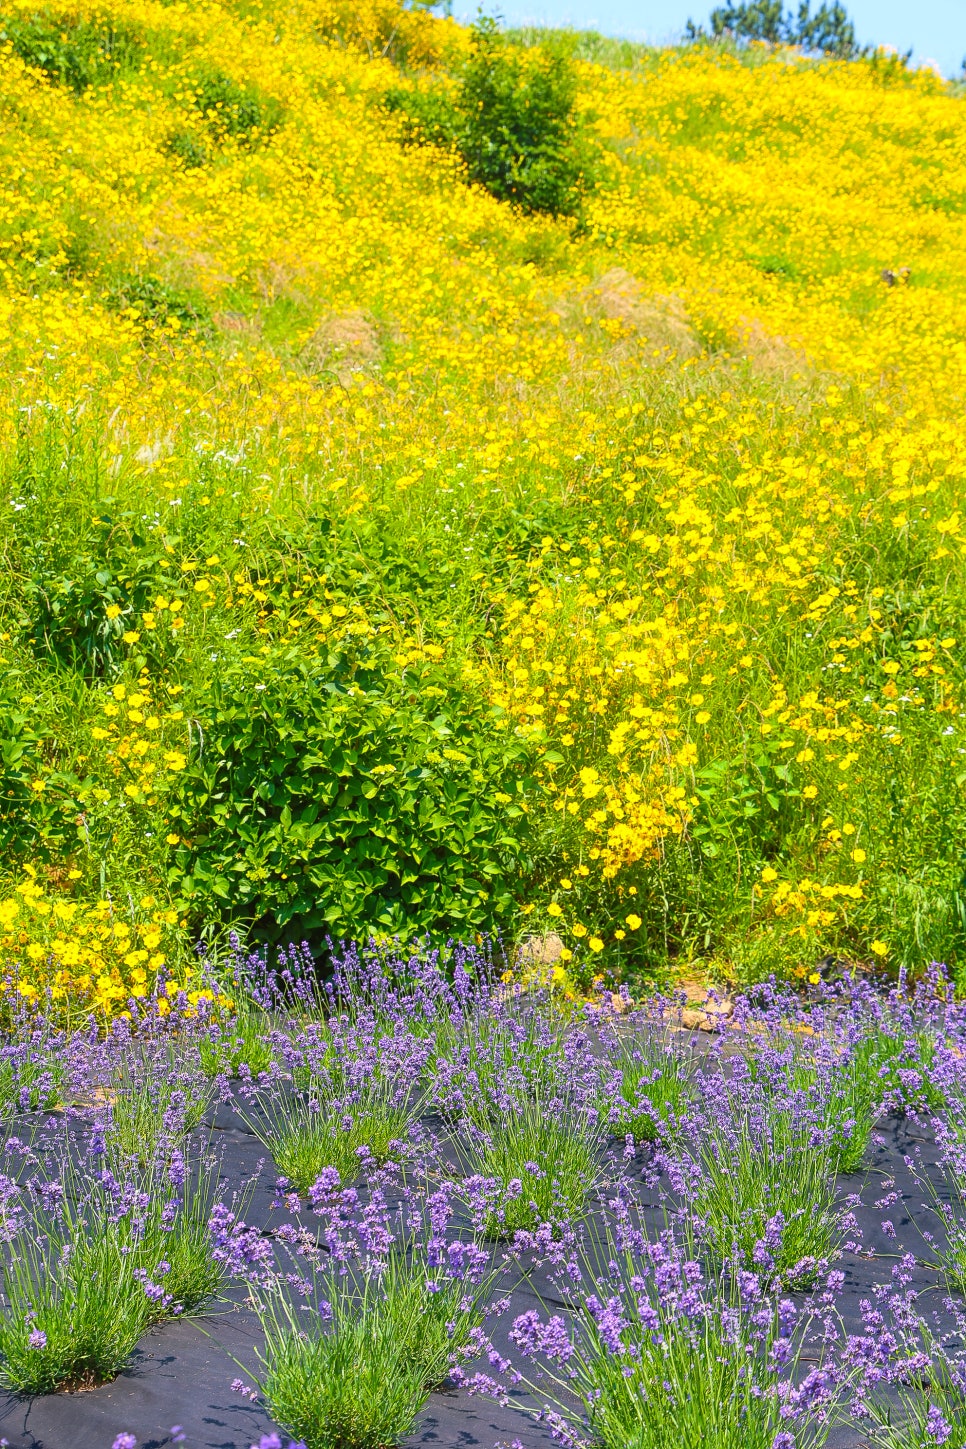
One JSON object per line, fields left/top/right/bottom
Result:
{"left": 0, "top": 1131, "right": 235, "bottom": 1395}
{"left": 845, "top": 1263, "right": 966, "bottom": 1449}
{"left": 0, "top": 1027, "right": 65, "bottom": 1117}
{"left": 245, "top": 1172, "right": 498, "bottom": 1449}
{"left": 681, "top": 1074, "right": 843, "bottom": 1286}
{"left": 243, "top": 1016, "right": 429, "bottom": 1193}
{"left": 245, "top": 1092, "right": 417, "bottom": 1193}
{"left": 429, "top": 991, "right": 568, "bottom": 1124}
{"left": 601, "top": 1025, "right": 696, "bottom": 1145}
{"left": 457, "top": 1093, "right": 604, "bottom": 1238}
{"left": 198, "top": 995, "right": 275, "bottom": 1079}
{"left": 101, "top": 1044, "right": 213, "bottom": 1170}
{"left": 510, "top": 1201, "right": 850, "bottom": 1449}
{"left": 0, "top": 1160, "right": 155, "bottom": 1392}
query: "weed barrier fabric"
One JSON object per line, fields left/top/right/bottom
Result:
{"left": 0, "top": 1102, "right": 957, "bottom": 1449}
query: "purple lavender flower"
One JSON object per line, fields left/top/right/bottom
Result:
{"left": 925, "top": 1406, "right": 952, "bottom": 1445}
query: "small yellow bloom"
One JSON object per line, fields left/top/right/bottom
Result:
{"left": 589, "top": 937, "right": 604, "bottom": 952}
{"left": 870, "top": 940, "right": 889, "bottom": 958}
{"left": 546, "top": 902, "right": 563, "bottom": 918}
{"left": 625, "top": 914, "right": 642, "bottom": 930}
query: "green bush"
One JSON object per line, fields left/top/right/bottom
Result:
{"left": 385, "top": 18, "right": 594, "bottom": 217}
{"left": 0, "top": 10, "right": 143, "bottom": 92}
{"left": 168, "top": 645, "right": 535, "bottom": 942}
{"left": 162, "top": 129, "right": 210, "bottom": 169}
{"left": 191, "top": 71, "right": 284, "bottom": 146}
{"left": 0, "top": 672, "right": 80, "bottom": 862}
{"left": 106, "top": 274, "right": 210, "bottom": 332}
{"left": 23, "top": 513, "right": 173, "bottom": 680}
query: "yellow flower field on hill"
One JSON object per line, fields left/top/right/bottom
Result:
{"left": 1, "top": 0, "right": 965, "bottom": 1008}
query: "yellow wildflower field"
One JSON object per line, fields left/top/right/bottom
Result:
{"left": 1, "top": 0, "right": 965, "bottom": 1007}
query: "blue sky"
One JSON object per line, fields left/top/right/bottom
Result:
{"left": 456, "top": 0, "right": 966, "bottom": 78}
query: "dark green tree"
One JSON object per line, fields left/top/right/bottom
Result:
{"left": 687, "top": 0, "right": 861, "bottom": 58}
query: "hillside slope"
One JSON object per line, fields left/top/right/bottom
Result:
{"left": 1, "top": 0, "right": 966, "bottom": 1005}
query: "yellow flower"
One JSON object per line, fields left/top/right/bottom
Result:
{"left": 625, "top": 914, "right": 642, "bottom": 930}
{"left": 589, "top": 937, "right": 604, "bottom": 952}
{"left": 105, "top": 605, "right": 122, "bottom": 621}
{"left": 761, "top": 867, "right": 778, "bottom": 882}
{"left": 870, "top": 940, "right": 890, "bottom": 957}
{"left": 546, "top": 902, "right": 563, "bottom": 918}
{"left": 851, "top": 849, "right": 866, "bottom": 863}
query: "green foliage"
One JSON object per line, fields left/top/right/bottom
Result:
{"left": 0, "top": 9, "right": 143, "bottom": 92}
{"left": 169, "top": 646, "right": 535, "bottom": 943}
{"left": 386, "top": 17, "right": 595, "bottom": 217}
{"left": 606, "top": 1030, "right": 695, "bottom": 1143}
{"left": 162, "top": 128, "right": 211, "bottom": 169}
{"left": 191, "top": 70, "right": 284, "bottom": 145}
{"left": 106, "top": 274, "right": 210, "bottom": 332}
{"left": 688, "top": 0, "right": 861, "bottom": 58}
{"left": 0, "top": 668, "right": 80, "bottom": 862}
{"left": 459, "top": 1096, "right": 603, "bottom": 1237}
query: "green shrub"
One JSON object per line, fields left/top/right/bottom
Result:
{"left": 191, "top": 71, "right": 284, "bottom": 146}
{"left": 0, "top": 669, "right": 80, "bottom": 863}
{"left": 106, "top": 274, "right": 210, "bottom": 332}
{"left": 386, "top": 17, "right": 595, "bottom": 217}
{"left": 0, "top": 10, "right": 143, "bottom": 92}
{"left": 168, "top": 645, "right": 535, "bottom": 943}
{"left": 163, "top": 128, "right": 210, "bottom": 169}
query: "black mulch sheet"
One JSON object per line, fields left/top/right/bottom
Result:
{"left": 0, "top": 1081, "right": 952, "bottom": 1448}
